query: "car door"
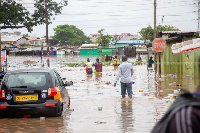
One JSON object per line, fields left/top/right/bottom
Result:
{"left": 53, "top": 71, "right": 67, "bottom": 101}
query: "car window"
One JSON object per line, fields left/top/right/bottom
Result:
{"left": 53, "top": 71, "right": 60, "bottom": 87}
{"left": 54, "top": 71, "right": 64, "bottom": 86}
{"left": 6, "top": 72, "right": 47, "bottom": 88}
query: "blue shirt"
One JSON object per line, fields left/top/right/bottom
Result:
{"left": 115, "top": 61, "right": 133, "bottom": 83}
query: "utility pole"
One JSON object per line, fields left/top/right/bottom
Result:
{"left": 154, "top": 0, "right": 157, "bottom": 39}
{"left": 198, "top": 0, "right": 200, "bottom": 31}
{"left": 45, "top": 0, "right": 50, "bottom": 67}
{"left": 154, "top": 0, "right": 158, "bottom": 80}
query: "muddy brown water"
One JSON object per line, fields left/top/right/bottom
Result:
{"left": 0, "top": 55, "right": 197, "bottom": 133}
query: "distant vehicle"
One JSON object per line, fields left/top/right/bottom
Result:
{"left": 0, "top": 68, "right": 73, "bottom": 118}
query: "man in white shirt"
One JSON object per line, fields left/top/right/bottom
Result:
{"left": 114, "top": 55, "right": 133, "bottom": 98}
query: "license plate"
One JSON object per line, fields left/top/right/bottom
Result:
{"left": 16, "top": 95, "right": 38, "bottom": 101}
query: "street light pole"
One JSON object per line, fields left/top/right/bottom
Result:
{"left": 154, "top": 0, "right": 157, "bottom": 39}
{"left": 45, "top": 0, "right": 50, "bottom": 67}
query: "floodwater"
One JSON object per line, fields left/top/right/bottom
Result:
{"left": 0, "top": 55, "right": 197, "bottom": 133}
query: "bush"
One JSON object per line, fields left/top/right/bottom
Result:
{"left": 67, "top": 62, "right": 84, "bottom": 67}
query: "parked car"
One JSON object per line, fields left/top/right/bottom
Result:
{"left": 0, "top": 68, "right": 72, "bottom": 118}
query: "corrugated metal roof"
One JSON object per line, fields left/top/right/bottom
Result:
{"left": 81, "top": 44, "right": 98, "bottom": 47}
{"left": 110, "top": 40, "right": 145, "bottom": 44}
{"left": 1, "top": 36, "right": 23, "bottom": 42}
{"left": 162, "top": 31, "right": 196, "bottom": 34}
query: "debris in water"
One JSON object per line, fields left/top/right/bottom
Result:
{"left": 98, "top": 107, "right": 102, "bottom": 111}
{"left": 95, "top": 121, "right": 106, "bottom": 124}
{"left": 40, "top": 117, "right": 45, "bottom": 121}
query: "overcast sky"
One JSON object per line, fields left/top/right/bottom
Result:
{"left": 2, "top": 0, "right": 198, "bottom": 37}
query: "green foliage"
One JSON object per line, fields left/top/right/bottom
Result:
{"left": 139, "top": 25, "right": 154, "bottom": 42}
{"left": 0, "top": 0, "right": 67, "bottom": 32}
{"left": 53, "top": 24, "right": 91, "bottom": 46}
{"left": 96, "top": 29, "right": 113, "bottom": 46}
{"left": 20, "top": 43, "right": 30, "bottom": 46}
{"left": 139, "top": 25, "right": 179, "bottom": 42}
{"left": 67, "top": 62, "right": 84, "bottom": 67}
{"left": 102, "top": 61, "right": 112, "bottom": 66}
{"left": 23, "top": 34, "right": 29, "bottom": 37}
{"left": 157, "top": 25, "right": 179, "bottom": 32}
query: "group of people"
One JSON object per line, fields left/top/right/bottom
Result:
{"left": 85, "top": 58, "right": 102, "bottom": 74}
{"left": 85, "top": 55, "right": 155, "bottom": 99}
{"left": 86, "top": 55, "right": 200, "bottom": 132}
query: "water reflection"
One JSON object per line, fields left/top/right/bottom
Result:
{"left": 120, "top": 99, "right": 134, "bottom": 133}
{"left": 94, "top": 73, "right": 102, "bottom": 81}
{"left": 0, "top": 117, "right": 64, "bottom": 133}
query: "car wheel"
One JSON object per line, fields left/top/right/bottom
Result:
{"left": 56, "top": 103, "right": 63, "bottom": 117}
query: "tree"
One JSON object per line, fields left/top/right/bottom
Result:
{"left": 139, "top": 25, "right": 179, "bottom": 42}
{"left": 0, "top": 0, "right": 68, "bottom": 32}
{"left": 139, "top": 25, "right": 154, "bottom": 42}
{"left": 96, "top": 29, "right": 113, "bottom": 46}
{"left": 53, "top": 24, "right": 91, "bottom": 46}
{"left": 23, "top": 34, "right": 29, "bottom": 37}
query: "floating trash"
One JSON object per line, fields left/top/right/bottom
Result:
{"left": 169, "top": 83, "right": 173, "bottom": 86}
{"left": 80, "top": 81, "right": 84, "bottom": 83}
{"left": 168, "top": 94, "right": 176, "bottom": 99}
{"left": 68, "top": 108, "right": 74, "bottom": 111}
{"left": 176, "top": 84, "right": 181, "bottom": 87}
{"left": 40, "top": 117, "right": 45, "bottom": 121}
{"left": 95, "top": 121, "right": 106, "bottom": 124}
{"left": 174, "top": 90, "right": 180, "bottom": 95}
{"left": 98, "top": 92, "right": 103, "bottom": 95}
{"left": 98, "top": 107, "right": 102, "bottom": 111}
{"left": 144, "top": 92, "right": 150, "bottom": 96}
{"left": 139, "top": 90, "right": 144, "bottom": 92}
{"left": 189, "top": 83, "right": 193, "bottom": 86}
{"left": 105, "top": 81, "right": 110, "bottom": 85}
{"left": 94, "top": 83, "right": 99, "bottom": 85}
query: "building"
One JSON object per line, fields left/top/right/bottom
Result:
{"left": 79, "top": 44, "right": 99, "bottom": 56}
{"left": 90, "top": 33, "right": 142, "bottom": 43}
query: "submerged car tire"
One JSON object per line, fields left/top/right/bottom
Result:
{"left": 56, "top": 103, "right": 63, "bottom": 117}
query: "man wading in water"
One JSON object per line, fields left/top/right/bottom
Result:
{"left": 114, "top": 55, "right": 133, "bottom": 99}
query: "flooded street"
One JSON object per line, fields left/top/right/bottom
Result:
{"left": 0, "top": 55, "right": 196, "bottom": 133}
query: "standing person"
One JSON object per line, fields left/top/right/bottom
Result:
{"left": 95, "top": 58, "right": 102, "bottom": 73}
{"left": 85, "top": 58, "right": 89, "bottom": 73}
{"left": 86, "top": 58, "right": 93, "bottom": 74}
{"left": 148, "top": 56, "right": 154, "bottom": 68}
{"left": 113, "top": 56, "right": 119, "bottom": 70}
{"left": 114, "top": 55, "right": 133, "bottom": 99}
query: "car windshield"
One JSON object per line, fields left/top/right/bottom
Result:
{"left": 6, "top": 72, "right": 47, "bottom": 88}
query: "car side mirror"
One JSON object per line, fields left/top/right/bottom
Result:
{"left": 62, "top": 78, "right": 66, "bottom": 81}
{"left": 64, "top": 81, "right": 73, "bottom": 86}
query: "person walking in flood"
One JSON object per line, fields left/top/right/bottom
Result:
{"left": 147, "top": 56, "right": 154, "bottom": 69}
{"left": 85, "top": 58, "right": 93, "bottom": 74}
{"left": 94, "top": 58, "right": 102, "bottom": 73}
{"left": 85, "top": 58, "right": 89, "bottom": 73}
{"left": 94, "top": 58, "right": 102, "bottom": 81}
{"left": 114, "top": 55, "right": 133, "bottom": 99}
{"left": 113, "top": 56, "right": 119, "bottom": 70}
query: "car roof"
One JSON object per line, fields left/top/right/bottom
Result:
{"left": 7, "top": 68, "right": 55, "bottom": 74}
